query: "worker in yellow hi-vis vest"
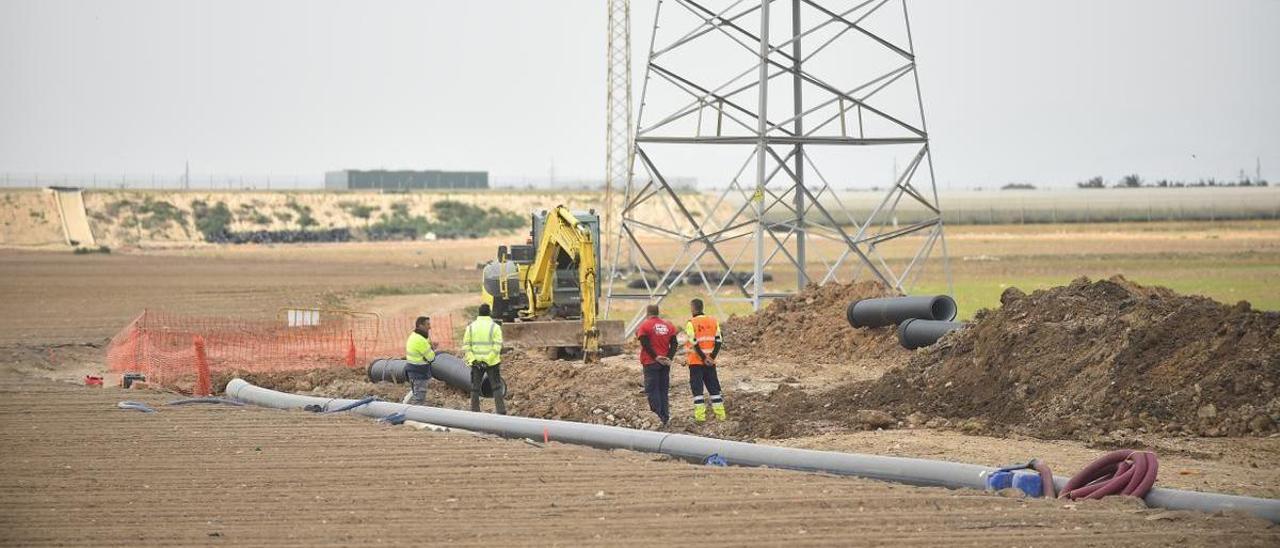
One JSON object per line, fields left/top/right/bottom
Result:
{"left": 403, "top": 316, "right": 436, "bottom": 405}
{"left": 463, "top": 304, "right": 506, "bottom": 414}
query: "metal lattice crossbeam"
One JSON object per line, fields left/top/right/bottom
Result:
{"left": 607, "top": 0, "right": 950, "bottom": 333}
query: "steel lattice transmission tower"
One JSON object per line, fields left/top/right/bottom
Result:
{"left": 604, "top": 0, "right": 633, "bottom": 262}
{"left": 606, "top": 0, "right": 950, "bottom": 331}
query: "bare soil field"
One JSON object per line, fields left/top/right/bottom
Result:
{"left": 206, "top": 356, "right": 1280, "bottom": 500}
{"left": 2, "top": 371, "right": 1276, "bottom": 547}
{"left": 0, "top": 247, "right": 463, "bottom": 344}
{"left": 1, "top": 221, "right": 1278, "bottom": 545}
{"left": 776, "top": 431, "right": 1280, "bottom": 500}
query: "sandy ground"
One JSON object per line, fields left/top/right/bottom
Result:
{"left": 1, "top": 225, "right": 1279, "bottom": 545}
{"left": 9, "top": 338, "right": 1276, "bottom": 502}
{"left": 778, "top": 432, "right": 1280, "bottom": 500}
{"left": 359, "top": 292, "right": 479, "bottom": 321}
{"left": 0, "top": 248, "right": 451, "bottom": 344}
{"left": 1, "top": 371, "right": 1276, "bottom": 547}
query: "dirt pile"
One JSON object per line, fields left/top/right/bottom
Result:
{"left": 216, "top": 277, "right": 1280, "bottom": 444}
{"left": 499, "top": 351, "right": 663, "bottom": 429}
{"left": 722, "top": 281, "right": 903, "bottom": 365}
{"left": 213, "top": 367, "right": 409, "bottom": 402}
{"left": 853, "top": 276, "right": 1280, "bottom": 440}
{"left": 212, "top": 352, "right": 673, "bottom": 430}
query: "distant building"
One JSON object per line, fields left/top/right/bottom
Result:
{"left": 324, "top": 169, "right": 489, "bottom": 190}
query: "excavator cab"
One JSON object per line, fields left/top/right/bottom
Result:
{"left": 479, "top": 207, "right": 623, "bottom": 360}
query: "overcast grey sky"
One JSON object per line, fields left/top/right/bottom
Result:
{"left": 1, "top": 0, "right": 1277, "bottom": 188}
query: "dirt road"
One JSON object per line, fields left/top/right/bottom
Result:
{"left": 1, "top": 372, "right": 1275, "bottom": 546}
{"left": 0, "top": 248, "right": 449, "bottom": 344}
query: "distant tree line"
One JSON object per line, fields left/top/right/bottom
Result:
{"left": 1001, "top": 183, "right": 1037, "bottom": 190}
{"left": 1076, "top": 174, "right": 1269, "bottom": 189}
{"left": 367, "top": 200, "right": 524, "bottom": 240}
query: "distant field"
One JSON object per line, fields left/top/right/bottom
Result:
{"left": 605, "top": 220, "right": 1280, "bottom": 322}
{"left": 918, "top": 221, "right": 1280, "bottom": 318}
{"left": 914, "top": 253, "right": 1280, "bottom": 321}
{"left": 742, "top": 186, "right": 1280, "bottom": 225}
{"left": 1, "top": 220, "right": 1275, "bottom": 340}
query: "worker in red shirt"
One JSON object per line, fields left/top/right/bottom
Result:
{"left": 635, "top": 303, "right": 678, "bottom": 427}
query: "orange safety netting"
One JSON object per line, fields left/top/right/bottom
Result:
{"left": 106, "top": 309, "right": 456, "bottom": 390}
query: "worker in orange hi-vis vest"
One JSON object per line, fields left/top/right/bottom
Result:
{"left": 683, "top": 298, "right": 725, "bottom": 422}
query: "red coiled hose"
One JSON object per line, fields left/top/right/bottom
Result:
{"left": 1059, "top": 449, "right": 1159, "bottom": 500}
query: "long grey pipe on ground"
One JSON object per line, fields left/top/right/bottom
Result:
{"left": 225, "top": 378, "right": 1280, "bottom": 523}
{"left": 368, "top": 355, "right": 493, "bottom": 397}
{"left": 898, "top": 319, "right": 965, "bottom": 349}
{"left": 847, "top": 295, "right": 958, "bottom": 328}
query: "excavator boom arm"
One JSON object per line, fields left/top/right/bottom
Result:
{"left": 522, "top": 207, "right": 601, "bottom": 359}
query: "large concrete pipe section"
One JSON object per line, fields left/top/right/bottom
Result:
{"left": 897, "top": 319, "right": 965, "bottom": 350}
{"left": 368, "top": 354, "right": 493, "bottom": 397}
{"left": 225, "top": 378, "right": 1280, "bottom": 524}
{"left": 847, "top": 295, "right": 958, "bottom": 328}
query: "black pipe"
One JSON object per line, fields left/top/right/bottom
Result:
{"left": 368, "top": 355, "right": 493, "bottom": 397}
{"left": 367, "top": 358, "right": 409, "bottom": 383}
{"left": 847, "top": 295, "right": 957, "bottom": 328}
{"left": 897, "top": 319, "right": 964, "bottom": 349}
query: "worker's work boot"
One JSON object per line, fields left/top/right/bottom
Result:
{"left": 408, "top": 378, "right": 429, "bottom": 405}
{"left": 694, "top": 403, "right": 707, "bottom": 422}
{"left": 712, "top": 402, "right": 726, "bottom": 421}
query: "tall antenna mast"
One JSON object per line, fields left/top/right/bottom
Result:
{"left": 605, "top": 0, "right": 633, "bottom": 263}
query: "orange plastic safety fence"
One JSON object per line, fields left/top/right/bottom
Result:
{"left": 106, "top": 310, "right": 456, "bottom": 391}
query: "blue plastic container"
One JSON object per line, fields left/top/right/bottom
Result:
{"left": 1012, "top": 471, "right": 1044, "bottom": 497}
{"left": 985, "top": 470, "right": 1044, "bottom": 497}
{"left": 985, "top": 470, "right": 1014, "bottom": 491}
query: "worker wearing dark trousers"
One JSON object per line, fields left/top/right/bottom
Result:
{"left": 636, "top": 304, "right": 678, "bottom": 427}
{"left": 464, "top": 304, "right": 506, "bottom": 414}
{"left": 683, "top": 298, "right": 725, "bottom": 422}
{"left": 469, "top": 365, "right": 506, "bottom": 414}
{"left": 403, "top": 316, "right": 435, "bottom": 405}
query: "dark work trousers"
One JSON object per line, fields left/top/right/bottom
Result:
{"left": 642, "top": 362, "right": 671, "bottom": 425}
{"left": 470, "top": 365, "right": 507, "bottom": 415}
{"left": 405, "top": 362, "right": 432, "bottom": 405}
{"left": 688, "top": 365, "right": 722, "bottom": 400}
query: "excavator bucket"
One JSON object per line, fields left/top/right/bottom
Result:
{"left": 502, "top": 319, "right": 625, "bottom": 358}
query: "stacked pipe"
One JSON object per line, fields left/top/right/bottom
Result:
{"left": 846, "top": 295, "right": 963, "bottom": 349}
{"left": 897, "top": 319, "right": 965, "bottom": 350}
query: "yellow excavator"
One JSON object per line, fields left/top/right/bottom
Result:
{"left": 480, "top": 206, "right": 623, "bottom": 361}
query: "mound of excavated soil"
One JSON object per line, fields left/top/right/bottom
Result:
{"left": 853, "top": 276, "right": 1280, "bottom": 440}
{"left": 213, "top": 367, "right": 409, "bottom": 402}
{"left": 213, "top": 352, "right": 673, "bottom": 431}
{"left": 723, "top": 281, "right": 903, "bottom": 366}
